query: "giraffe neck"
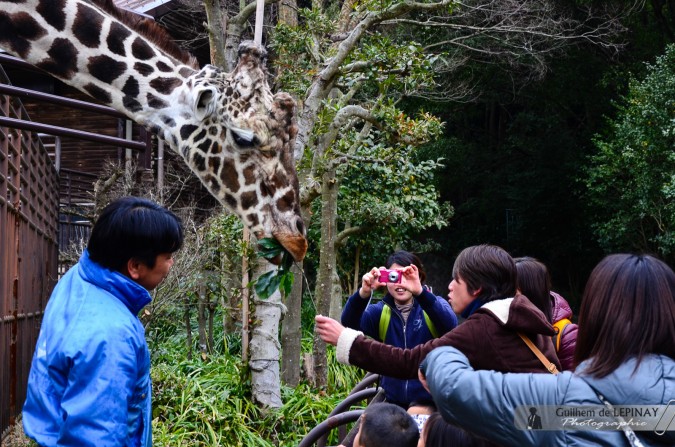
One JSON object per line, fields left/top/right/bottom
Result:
{"left": 0, "top": 0, "right": 199, "bottom": 131}
{"left": 0, "top": 0, "right": 309, "bottom": 262}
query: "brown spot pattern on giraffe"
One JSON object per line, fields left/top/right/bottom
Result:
{"left": 209, "top": 141, "right": 222, "bottom": 154}
{"left": 220, "top": 159, "right": 240, "bottom": 193}
{"left": 208, "top": 157, "right": 221, "bottom": 174}
{"left": 88, "top": 55, "right": 127, "bottom": 83}
{"left": 107, "top": 22, "right": 131, "bottom": 56}
{"left": 0, "top": 12, "right": 47, "bottom": 58}
{"left": 122, "top": 76, "right": 140, "bottom": 97}
{"left": 37, "top": 0, "right": 67, "bottom": 31}
{"left": 247, "top": 214, "right": 260, "bottom": 227}
{"left": 131, "top": 37, "right": 155, "bottom": 60}
{"left": 73, "top": 3, "right": 103, "bottom": 48}
{"left": 149, "top": 77, "right": 182, "bottom": 95}
{"left": 37, "top": 38, "right": 78, "bottom": 79}
{"left": 240, "top": 191, "right": 259, "bottom": 210}
{"left": 243, "top": 165, "right": 256, "bottom": 186}
{"left": 147, "top": 93, "right": 168, "bottom": 109}
{"left": 157, "top": 61, "right": 172, "bottom": 72}
{"left": 83, "top": 83, "right": 112, "bottom": 104}
{"left": 191, "top": 151, "right": 206, "bottom": 172}
{"left": 134, "top": 62, "right": 154, "bottom": 76}
{"left": 276, "top": 190, "right": 295, "bottom": 213}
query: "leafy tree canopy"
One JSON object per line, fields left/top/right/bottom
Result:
{"left": 584, "top": 44, "right": 675, "bottom": 262}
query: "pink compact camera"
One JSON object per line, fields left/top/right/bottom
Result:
{"left": 379, "top": 268, "right": 402, "bottom": 284}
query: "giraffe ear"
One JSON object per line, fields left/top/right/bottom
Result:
{"left": 193, "top": 86, "right": 218, "bottom": 121}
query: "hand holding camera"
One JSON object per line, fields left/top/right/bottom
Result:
{"left": 378, "top": 268, "right": 403, "bottom": 284}
{"left": 359, "top": 264, "right": 423, "bottom": 298}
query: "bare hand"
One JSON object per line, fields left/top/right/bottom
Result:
{"left": 315, "top": 315, "right": 345, "bottom": 346}
{"left": 358, "top": 267, "right": 387, "bottom": 298}
{"left": 401, "top": 264, "right": 424, "bottom": 296}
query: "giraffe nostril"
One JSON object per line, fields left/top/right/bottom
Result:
{"left": 295, "top": 219, "right": 305, "bottom": 235}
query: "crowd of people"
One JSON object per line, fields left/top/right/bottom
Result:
{"left": 317, "top": 244, "right": 675, "bottom": 447}
{"left": 19, "top": 195, "right": 674, "bottom": 447}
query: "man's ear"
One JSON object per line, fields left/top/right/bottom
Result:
{"left": 126, "top": 258, "right": 143, "bottom": 280}
{"left": 471, "top": 286, "right": 482, "bottom": 297}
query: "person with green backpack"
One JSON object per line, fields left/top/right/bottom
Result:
{"left": 341, "top": 250, "right": 458, "bottom": 408}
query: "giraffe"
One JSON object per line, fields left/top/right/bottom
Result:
{"left": 0, "top": 0, "right": 307, "bottom": 262}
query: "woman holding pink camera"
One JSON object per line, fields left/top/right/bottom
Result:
{"left": 341, "top": 250, "right": 458, "bottom": 408}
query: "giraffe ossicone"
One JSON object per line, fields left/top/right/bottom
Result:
{"left": 0, "top": 0, "right": 307, "bottom": 262}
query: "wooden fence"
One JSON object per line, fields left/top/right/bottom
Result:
{"left": 0, "top": 67, "right": 59, "bottom": 438}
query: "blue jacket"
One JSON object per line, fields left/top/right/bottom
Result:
{"left": 422, "top": 346, "right": 675, "bottom": 446}
{"left": 23, "top": 250, "right": 153, "bottom": 447}
{"left": 342, "top": 288, "right": 457, "bottom": 406}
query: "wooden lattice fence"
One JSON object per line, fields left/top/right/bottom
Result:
{"left": 0, "top": 66, "right": 59, "bottom": 439}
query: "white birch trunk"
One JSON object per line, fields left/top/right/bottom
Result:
{"left": 249, "top": 259, "right": 284, "bottom": 408}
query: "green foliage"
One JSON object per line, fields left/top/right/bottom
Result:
{"left": 270, "top": 9, "right": 336, "bottom": 96}
{"left": 151, "top": 317, "right": 363, "bottom": 447}
{"left": 584, "top": 44, "right": 675, "bottom": 261}
{"left": 253, "top": 238, "right": 296, "bottom": 299}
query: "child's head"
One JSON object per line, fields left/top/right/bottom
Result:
{"left": 419, "top": 413, "right": 473, "bottom": 447}
{"left": 407, "top": 400, "right": 436, "bottom": 433}
{"left": 354, "top": 403, "right": 419, "bottom": 447}
{"left": 87, "top": 196, "right": 184, "bottom": 273}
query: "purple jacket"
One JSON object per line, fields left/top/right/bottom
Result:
{"left": 550, "top": 291, "right": 578, "bottom": 371}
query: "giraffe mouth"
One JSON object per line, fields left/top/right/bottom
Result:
{"left": 272, "top": 231, "right": 308, "bottom": 263}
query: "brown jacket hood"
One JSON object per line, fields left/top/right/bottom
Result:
{"left": 477, "top": 293, "right": 556, "bottom": 336}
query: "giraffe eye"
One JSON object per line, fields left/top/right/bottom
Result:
{"left": 230, "top": 128, "right": 259, "bottom": 148}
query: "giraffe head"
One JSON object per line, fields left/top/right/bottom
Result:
{"left": 170, "top": 42, "right": 308, "bottom": 262}
{"left": 0, "top": 0, "right": 307, "bottom": 262}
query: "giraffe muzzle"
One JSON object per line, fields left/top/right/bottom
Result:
{"left": 273, "top": 231, "right": 308, "bottom": 263}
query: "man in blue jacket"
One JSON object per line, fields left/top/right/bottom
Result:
{"left": 22, "top": 197, "right": 184, "bottom": 447}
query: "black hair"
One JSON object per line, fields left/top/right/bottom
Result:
{"left": 87, "top": 196, "right": 184, "bottom": 272}
{"left": 386, "top": 250, "right": 426, "bottom": 283}
{"left": 451, "top": 245, "right": 516, "bottom": 304}
{"left": 514, "top": 257, "right": 553, "bottom": 322}
{"left": 359, "top": 402, "right": 419, "bottom": 447}
{"left": 575, "top": 253, "right": 675, "bottom": 377}
{"left": 422, "top": 413, "right": 475, "bottom": 447}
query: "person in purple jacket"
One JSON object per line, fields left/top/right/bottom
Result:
{"left": 341, "top": 250, "right": 457, "bottom": 407}
{"left": 514, "top": 257, "right": 578, "bottom": 370}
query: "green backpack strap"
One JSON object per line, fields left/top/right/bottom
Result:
{"left": 552, "top": 318, "right": 572, "bottom": 351}
{"left": 423, "top": 311, "right": 439, "bottom": 338}
{"left": 379, "top": 305, "right": 391, "bottom": 341}
{"left": 379, "top": 305, "right": 439, "bottom": 341}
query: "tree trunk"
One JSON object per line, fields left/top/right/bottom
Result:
{"left": 311, "top": 167, "right": 339, "bottom": 388}
{"left": 249, "top": 258, "right": 283, "bottom": 408}
{"left": 281, "top": 262, "right": 303, "bottom": 386}
{"left": 328, "top": 269, "right": 342, "bottom": 320}
{"left": 203, "top": 0, "right": 227, "bottom": 68}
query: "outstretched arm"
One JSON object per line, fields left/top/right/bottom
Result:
{"left": 316, "top": 314, "right": 472, "bottom": 379}
{"left": 421, "top": 346, "right": 564, "bottom": 447}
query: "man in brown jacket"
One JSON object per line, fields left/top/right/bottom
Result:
{"left": 316, "top": 244, "right": 560, "bottom": 383}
